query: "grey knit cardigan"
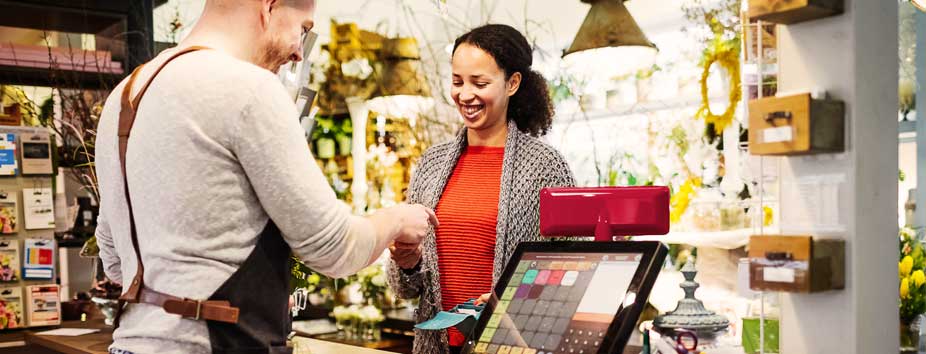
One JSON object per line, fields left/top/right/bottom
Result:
{"left": 386, "top": 121, "right": 576, "bottom": 354}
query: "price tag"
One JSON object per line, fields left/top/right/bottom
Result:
{"left": 763, "top": 267, "right": 796, "bottom": 283}
{"left": 763, "top": 126, "right": 793, "bottom": 143}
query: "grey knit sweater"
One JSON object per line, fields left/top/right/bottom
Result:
{"left": 386, "top": 121, "right": 576, "bottom": 354}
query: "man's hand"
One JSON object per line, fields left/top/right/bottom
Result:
{"left": 393, "top": 204, "right": 438, "bottom": 246}
{"left": 390, "top": 242, "right": 422, "bottom": 270}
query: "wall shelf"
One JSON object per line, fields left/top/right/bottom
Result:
{"left": 634, "top": 227, "right": 779, "bottom": 250}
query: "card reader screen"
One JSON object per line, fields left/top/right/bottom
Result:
{"left": 474, "top": 252, "right": 642, "bottom": 354}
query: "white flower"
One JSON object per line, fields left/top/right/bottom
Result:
{"left": 372, "top": 274, "right": 387, "bottom": 287}
{"left": 332, "top": 305, "right": 349, "bottom": 321}
{"left": 358, "top": 265, "right": 380, "bottom": 279}
{"left": 316, "top": 50, "right": 332, "bottom": 70}
{"left": 359, "top": 305, "right": 384, "bottom": 323}
{"left": 367, "top": 143, "right": 399, "bottom": 168}
{"left": 346, "top": 304, "right": 362, "bottom": 318}
{"left": 382, "top": 151, "right": 398, "bottom": 168}
{"left": 311, "top": 70, "right": 327, "bottom": 85}
{"left": 309, "top": 50, "right": 331, "bottom": 85}
{"left": 341, "top": 58, "right": 373, "bottom": 80}
{"left": 901, "top": 227, "right": 917, "bottom": 241}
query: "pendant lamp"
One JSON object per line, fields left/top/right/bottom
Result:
{"left": 563, "top": 0, "right": 657, "bottom": 77}
{"left": 367, "top": 37, "right": 434, "bottom": 118}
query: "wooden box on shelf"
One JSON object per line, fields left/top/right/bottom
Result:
{"left": 748, "top": 93, "right": 844, "bottom": 156}
{"left": 0, "top": 104, "right": 22, "bottom": 126}
{"left": 748, "top": 0, "right": 843, "bottom": 25}
{"left": 748, "top": 235, "right": 844, "bottom": 293}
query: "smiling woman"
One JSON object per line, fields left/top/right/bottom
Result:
{"left": 386, "top": 24, "right": 575, "bottom": 354}
{"left": 451, "top": 24, "right": 555, "bottom": 143}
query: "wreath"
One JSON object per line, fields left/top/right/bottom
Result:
{"left": 695, "top": 38, "right": 741, "bottom": 134}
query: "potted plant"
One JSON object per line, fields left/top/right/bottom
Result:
{"left": 900, "top": 226, "right": 926, "bottom": 353}
{"left": 311, "top": 116, "right": 337, "bottom": 159}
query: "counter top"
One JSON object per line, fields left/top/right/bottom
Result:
{"left": 23, "top": 320, "right": 398, "bottom": 354}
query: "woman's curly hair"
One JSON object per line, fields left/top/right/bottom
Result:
{"left": 453, "top": 24, "right": 554, "bottom": 137}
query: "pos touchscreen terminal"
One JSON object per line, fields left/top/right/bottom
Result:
{"left": 464, "top": 187, "right": 670, "bottom": 354}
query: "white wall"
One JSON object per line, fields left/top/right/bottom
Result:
{"left": 153, "top": 0, "right": 685, "bottom": 101}
{"left": 776, "top": 0, "right": 897, "bottom": 352}
{"left": 900, "top": 138, "right": 916, "bottom": 226}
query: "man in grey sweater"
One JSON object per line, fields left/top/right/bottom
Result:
{"left": 95, "top": 1, "right": 436, "bottom": 353}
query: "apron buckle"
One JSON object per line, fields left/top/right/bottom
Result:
{"left": 187, "top": 298, "right": 204, "bottom": 320}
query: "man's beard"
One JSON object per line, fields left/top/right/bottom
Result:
{"left": 255, "top": 37, "right": 290, "bottom": 73}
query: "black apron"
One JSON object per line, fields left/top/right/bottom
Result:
{"left": 114, "top": 46, "right": 293, "bottom": 354}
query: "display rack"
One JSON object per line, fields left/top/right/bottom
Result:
{"left": 0, "top": 0, "right": 160, "bottom": 336}
{"left": 0, "top": 125, "right": 59, "bottom": 331}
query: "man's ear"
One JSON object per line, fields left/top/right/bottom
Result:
{"left": 259, "top": 0, "right": 279, "bottom": 29}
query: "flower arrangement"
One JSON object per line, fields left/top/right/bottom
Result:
{"left": 311, "top": 21, "right": 383, "bottom": 114}
{"left": 290, "top": 255, "right": 353, "bottom": 308}
{"left": 366, "top": 143, "right": 402, "bottom": 209}
{"left": 311, "top": 116, "right": 353, "bottom": 159}
{"left": 341, "top": 58, "right": 374, "bottom": 81}
{"left": 695, "top": 34, "right": 741, "bottom": 134}
{"left": 670, "top": 177, "right": 701, "bottom": 224}
{"left": 356, "top": 264, "right": 389, "bottom": 305}
{"left": 332, "top": 304, "right": 385, "bottom": 340}
{"left": 900, "top": 226, "right": 926, "bottom": 323}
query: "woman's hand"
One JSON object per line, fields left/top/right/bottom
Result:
{"left": 474, "top": 293, "right": 491, "bottom": 306}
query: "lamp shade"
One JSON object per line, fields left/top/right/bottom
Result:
{"left": 563, "top": 0, "right": 657, "bottom": 76}
{"left": 378, "top": 37, "right": 431, "bottom": 98}
{"left": 914, "top": 0, "right": 926, "bottom": 11}
{"left": 368, "top": 37, "right": 434, "bottom": 118}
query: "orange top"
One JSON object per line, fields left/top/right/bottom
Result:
{"left": 435, "top": 145, "right": 504, "bottom": 346}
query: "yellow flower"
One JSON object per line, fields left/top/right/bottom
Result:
{"left": 902, "top": 277, "right": 911, "bottom": 298}
{"left": 914, "top": 270, "right": 925, "bottom": 287}
{"left": 762, "top": 206, "right": 774, "bottom": 226}
{"left": 901, "top": 256, "right": 914, "bottom": 277}
{"left": 670, "top": 177, "right": 702, "bottom": 223}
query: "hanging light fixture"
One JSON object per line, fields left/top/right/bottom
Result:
{"left": 563, "top": 0, "right": 657, "bottom": 77}
{"left": 366, "top": 37, "right": 434, "bottom": 119}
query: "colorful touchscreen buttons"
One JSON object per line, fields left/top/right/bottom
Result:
{"left": 498, "top": 346, "right": 512, "bottom": 354}
{"left": 547, "top": 270, "right": 565, "bottom": 286}
{"left": 503, "top": 287, "right": 518, "bottom": 301}
{"left": 534, "top": 270, "right": 551, "bottom": 285}
{"left": 480, "top": 327, "right": 497, "bottom": 342}
{"left": 487, "top": 314, "right": 502, "bottom": 328}
{"left": 495, "top": 300, "right": 510, "bottom": 314}
{"left": 475, "top": 343, "right": 489, "bottom": 353}
{"left": 510, "top": 347, "right": 524, "bottom": 354}
{"left": 515, "top": 284, "right": 532, "bottom": 299}
{"left": 528, "top": 286, "right": 544, "bottom": 299}
{"left": 561, "top": 271, "right": 579, "bottom": 286}
{"left": 522, "top": 270, "right": 539, "bottom": 284}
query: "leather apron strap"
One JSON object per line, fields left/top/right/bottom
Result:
{"left": 115, "top": 46, "right": 240, "bottom": 326}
